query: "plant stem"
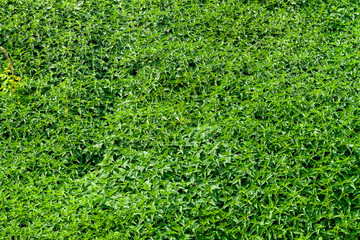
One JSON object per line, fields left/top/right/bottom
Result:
{"left": 0, "top": 46, "right": 16, "bottom": 93}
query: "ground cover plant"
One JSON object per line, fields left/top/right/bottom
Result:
{"left": 1, "top": 0, "right": 360, "bottom": 238}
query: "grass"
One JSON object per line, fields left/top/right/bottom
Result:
{"left": 1, "top": 0, "right": 360, "bottom": 238}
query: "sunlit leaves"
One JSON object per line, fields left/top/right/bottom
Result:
{"left": 1, "top": 0, "right": 360, "bottom": 238}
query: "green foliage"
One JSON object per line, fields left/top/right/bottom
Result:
{"left": 1, "top": 0, "right": 360, "bottom": 238}
{"left": 0, "top": 65, "right": 24, "bottom": 93}
{"left": 0, "top": 66, "right": 13, "bottom": 93}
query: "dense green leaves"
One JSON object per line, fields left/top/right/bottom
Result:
{"left": 1, "top": 0, "right": 360, "bottom": 238}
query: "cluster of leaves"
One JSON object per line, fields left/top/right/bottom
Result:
{"left": 0, "top": 65, "right": 23, "bottom": 93}
{"left": 1, "top": 0, "right": 360, "bottom": 238}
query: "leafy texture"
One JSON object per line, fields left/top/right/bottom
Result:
{"left": 1, "top": 0, "right": 360, "bottom": 238}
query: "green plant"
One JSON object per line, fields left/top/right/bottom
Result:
{"left": 0, "top": 46, "right": 25, "bottom": 94}
{"left": 1, "top": 0, "right": 360, "bottom": 239}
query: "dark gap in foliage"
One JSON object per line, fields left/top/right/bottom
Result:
{"left": 130, "top": 68, "right": 138, "bottom": 76}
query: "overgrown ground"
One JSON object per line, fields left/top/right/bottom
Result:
{"left": 1, "top": 0, "right": 360, "bottom": 238}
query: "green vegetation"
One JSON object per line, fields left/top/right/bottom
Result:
{"left": 1, "top": 0, "right": 360, "bottom": 238}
